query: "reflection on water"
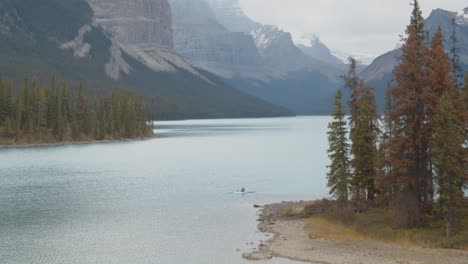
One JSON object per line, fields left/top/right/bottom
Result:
{"left": 156, "top": 119, "right": 286, "bottom": 138}
{"left": 0, "top": 117, "right": 329, "bottom": 264}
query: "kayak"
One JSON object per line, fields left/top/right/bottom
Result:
{"left": 229, "top": 191, "right": 256, "bottom": 195}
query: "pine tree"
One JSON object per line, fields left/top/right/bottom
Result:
{"left": 423, "top": 26, "right": 460, "bottom": 205}
{"left": 326, "top": 90, "right": 351, "bottom": 206}
{"left": 343, "top": 57, "right": 379, "bottom": 202}
{"left": 377, "top": 87, "right": 397, "bottom": 207}
{"left": 464, "top": 72, "right": 468, "bottom": 109}
{"left": 62, "top": 85, "right": 71, "bottom": 124}
{"left": 5, "top": 81, "right": 13, "bottom": 120}
{"left": 410, "top": 0, "right": 425, "bottom": 44}
{"left": 0, "top": 78, "right": 4, "bottom": 124}
{"left": 387, "top": 0, "right": 428, "bottom": 228}
{"left": 463, "top": 72, "right": 468, "bottom": 187}
{"left": 450, "top": 17, "right": 463, "bottom": 89}
{"left": 350, "top": 84, "right": 379, "bottom": 202}
{"left": 433, "top": 92, "right": 465, "bottom": 238}
{"left": 342, "top": 57, "right": 360, "bottom": 129}
{"left": 97, "top": 99, "right": 106, "bottom": 140}
{"left": 14, "top": 97, "right": 23, "bottom": 138}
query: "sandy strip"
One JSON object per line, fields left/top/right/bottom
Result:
{"left": 0, "top": 136, "right": 155, "bottom": 149}
{"left": 243, "top": 203, "right": 468, "bottom": 264}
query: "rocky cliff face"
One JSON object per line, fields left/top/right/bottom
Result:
{"left": 87, "top": 0, "right": 207, "bottom": 76}
{"left": 169, "top": 0, "right": 271, "bottom": 80}
{"left": 87, "top": 0, "right": 173, "bottom": 49}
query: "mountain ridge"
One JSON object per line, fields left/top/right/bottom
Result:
{"left": 0, "top": 0, "right": 292, "bottom": 119}
{"left": 171, "top": 0, "right": 346, "bottom": 114}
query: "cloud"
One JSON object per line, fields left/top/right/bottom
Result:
{"left": 239, "top": 0, "right": 466, "bottom": 59}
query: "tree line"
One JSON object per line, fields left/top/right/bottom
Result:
{"left": 327, "top": 0, "right": 467, "bottom": 238}
{"left": 0, "top": 76, "right": 154, "bottom": 144}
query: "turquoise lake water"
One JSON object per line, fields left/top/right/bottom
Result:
{"left": 0, "top": 117, "right": 330, "bottom": 264}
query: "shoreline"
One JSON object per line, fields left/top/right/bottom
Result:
{"left": 243, "top": 201, "right": 468, "bottom": 264}
{"left": 0, "top": 135, "right": 156, "bottom": 149}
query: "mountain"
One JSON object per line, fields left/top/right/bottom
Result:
{"left": 171, "top": 0, "right": 346, "bottom": 114}
{"left": 297, "top": 37, "right": 344, "bottom": 65}
{"left": 0, "top": 0, "right": 290, "bottom": 119}
{"left": 169, "top": 0, "right": 274, "bottom": 81}
{"left": 205, "top": 0, "right": 343, "bottom": 75}
{"left": 361, "top": 7, "right": 468, "bottom": 106}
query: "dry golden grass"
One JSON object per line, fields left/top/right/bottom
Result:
{"left": 305, "top": 205, "right": 468, "bottom": 250}
{"left": 306, "top": 215, "right": 365, "bottom": 241}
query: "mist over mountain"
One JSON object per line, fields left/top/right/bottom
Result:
{"left": 204, "top": 0, "right": 260, "bottom": 33}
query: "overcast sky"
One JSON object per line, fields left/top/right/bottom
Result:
{"left": 239, "top": 0, "right": 466, "bottom": 61}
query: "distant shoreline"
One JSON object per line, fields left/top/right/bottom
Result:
{"left": 0, "top": 135, "right": 156, "bottom": 149}
{"left": 243, "top": 201, "right": 468, "bottom": 263}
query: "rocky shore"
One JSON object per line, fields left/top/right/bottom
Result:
{"left": 243, "top": 201, "right": 468, "bottom": 264}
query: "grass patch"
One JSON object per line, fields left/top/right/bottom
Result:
{"left": 279, "top": 199, "right": 333, "bottom": 218}
{"left": 305, "top": 203, "right": 468, "bottom": 250}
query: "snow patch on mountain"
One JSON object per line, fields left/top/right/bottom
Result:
{"left": 60, "top": 25, "right": 92, "bottom": 58}
{"left": 251, "top": 25, "right": 285, "bottom": 51}
{"left": 458, "top": 7, "right": 468, "bottom": 24}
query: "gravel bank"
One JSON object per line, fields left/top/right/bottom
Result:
{"left": 243, "top": 202, "right": 468, "bottom": 264}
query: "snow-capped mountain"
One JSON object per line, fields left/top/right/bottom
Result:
{"left": 206, "top": 0, "right": 343, "bottom": 71}
{"left": 170, "top": 0, "right": 347, "bottom": 114}
{"left": 459, "top": 7, "right": 468, "bottom": 23}
{"left": 251, "top": 25, "right": 311, "bottom": 72}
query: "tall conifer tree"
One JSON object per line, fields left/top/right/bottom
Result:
{"left": 433, "top": 92, "right": 465, "bottom": 238}
{"left": 387, "top": 0, "right": 428, "bottom": 227}
{"left": 450, "top": 17, "right": 463, "bottom": 89}
{"left": 326, "top": 90, "right": 351, "bottom": 206}
{"left": 343, "top": 57, "right": 379, "bottom": 202}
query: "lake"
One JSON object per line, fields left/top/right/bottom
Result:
{"left": 0, "top": 117, "right": 330, "bottom": 264}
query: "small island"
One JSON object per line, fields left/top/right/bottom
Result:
{"left": 0, "top": 76, "right": 154, "bottom": 147}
